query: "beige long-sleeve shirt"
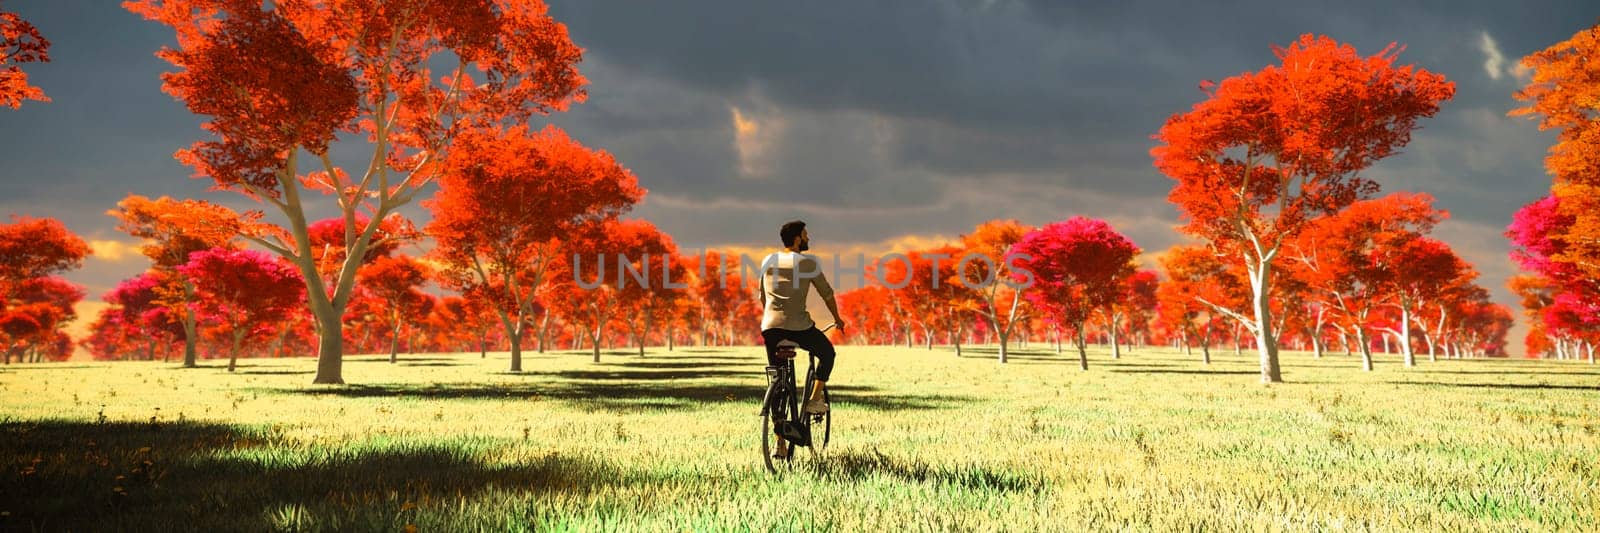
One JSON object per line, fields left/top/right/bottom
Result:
{"left": 758, "top": 251, "right": 834, "bottom": 331}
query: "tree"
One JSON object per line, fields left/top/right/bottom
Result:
{"left": 544, "top": 219, "right": 672, "bottom": 362}
{"left": 0, "top": 216, "right": 89, "bottom": 282}
{"left": 1008, "top": 217, "right": 1139, "bottom": 370}
{"left": 85, "top": 273, "right": 184, "bottom": 361}
{"left": 1379, "top": 236, "right": 1468, "bottom": 365}
{"left": 957, "top": 220, "right": 1034, "bottom": 363}
{"left": 1151, "top": 34, "right": 1455, "bottom": 382}
{"left": 1286, "top": 193, "right": 1441, "bottom": 371}
{"left": 425, "top": 124, "right": 643, "bottom": 371}
{"left": 0, "top": 2, "right": 49, "bottom": 109}
{"left": 0, "top": 217, "right": 89, "bottom": 364}
{"left": 1511, "top": 22, "right": 1600, "bottom": 189}
{"left": 1109, "top": 269, "right": 1160, "bottom": 358}
{"left": 2, "top": 277, "right": 83, "bottom": 363}
{"left": 177, "top": 248, "right": 304, "bottom": 372}
{"left": 620, "top": 249, "right": 689, "bottom": 357}
{"left": 356, "top": 254, "right": 431, "bottom": 363}
{"left": 108, "top": 195, "right": 254, "bottom": 367}
{"left": 305, "top": 213, "right": 417, "bottom": 285}
{"left": 127, "top": 0, "right": 589, "bottom": 384}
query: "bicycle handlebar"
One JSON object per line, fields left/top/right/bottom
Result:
{"left": 820, "top": 322, "right": 838, "bottom": 333}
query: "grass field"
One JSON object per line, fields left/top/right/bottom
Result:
{"left": 0, "top": 343, "right": 1596, "bottom": 531}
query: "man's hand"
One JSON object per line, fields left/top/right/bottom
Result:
{"left": 833, "top": 319, "right": 846, "bottom": 333}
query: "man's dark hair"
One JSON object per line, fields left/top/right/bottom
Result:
{"left": 779, "top": 220, "right": 806, "bottom": 248}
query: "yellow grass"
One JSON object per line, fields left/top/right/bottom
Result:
{"left": 0, "top": 344, "right": 1595, "bottom": 531}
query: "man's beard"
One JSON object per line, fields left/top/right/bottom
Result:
{"left": 798, "top": 241, "right": 809, "bottom": 252}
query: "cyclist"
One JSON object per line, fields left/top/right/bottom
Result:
{"left": 758, "top": 220, "right": 845, "bottom": 458}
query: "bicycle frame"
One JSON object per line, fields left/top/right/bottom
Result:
{"left": 761, "top": 323, "right": 835, "bottom": 471}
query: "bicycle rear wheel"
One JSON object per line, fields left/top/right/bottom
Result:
{"left": 761, "top": 382, "right": 794, "bottom": 473}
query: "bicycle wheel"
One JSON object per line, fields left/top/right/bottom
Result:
{"left": 816, "top": 387, "right": 831, "bottom": 453}
{"left": 801, "top": 365, "right": 831, "bottom": 455}
{"left": 761, "top": 382, "right": 794, "bottom": 473}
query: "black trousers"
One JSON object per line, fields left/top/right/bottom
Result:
{"left": 761, "top": 326, "right": 836, "bottom": 382}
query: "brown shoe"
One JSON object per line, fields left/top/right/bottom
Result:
{"left": 772, "top": 438, "right": 790, "bottom": 459}
{"left": 804, "top": 398, "right": 829, "bottom": 415}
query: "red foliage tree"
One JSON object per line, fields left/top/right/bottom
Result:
{"left": 177, "top": 248, "right": 304, "bottom": 372}
{"left": 0, "top": 216, "right": 89, "bottom": 363}
{"left": 425, "top": 124, "right": 643, "bottom": 371}
{"left": 0, "top": 2, "right": 49, "bottom": 109}
{"left": 1008, "top": 217, "right": 1139, "bottom": 370}
{"left": 1152, "top": 34, "right": 1455, "bottom": 382}
{"left": 84, "top": 273, "right": 185, "bottom": 361}
{"left": 108, "top": 194, "right": 254, "bottom": 366}
{"left": 127, "top": 0, "right": 589, "bottom": 384}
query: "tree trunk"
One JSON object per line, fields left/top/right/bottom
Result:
{"left": 311, "top": 307, "right": 345, "bottom": 384}
{"left": 1109, "top": 315, "right": 1122, "bottom": 360}
{"left": 389, "top": 322, "right": 401, "bottom": 364}
{"left": 953, "top": 323, "right": 964, "bottom": 357}
{"left": 996, "top": 329, "right": 1010, "bottom": 364}
{"left": 508, "top": 325, "right": 523, "bottom": 372}
{"left": 182, "top": 283, "right": 200, "bottom": 368}
{"left": 1074, "top": 325, "right": 1088, "bottom": 371}
{"left": 1357, "top": 329, "right": 1374, "bottom": 372}
{"left": 1312, "top": 331, "right": 1323, "bottom": 359}
{"left": 478, "top": 330, "right": 487, "bottom": 358}
{"left": 1424, "top": 330, "right": 1436, "bottom": 362}
{"left": 228, "top": 328, "right": 244, "bottom": 372}
{"left": 1399, "top": 305, "right": 1415, "bottom": 367}
{"left": 537, "top": 312, "right": 550, "bottom": 354}
{"left": 1246, "top": 261, "right": 1281, "bottom": 382}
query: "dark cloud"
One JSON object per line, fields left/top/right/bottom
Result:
{"left": 2, "top": 0, "right": 1597, "bottom": 352}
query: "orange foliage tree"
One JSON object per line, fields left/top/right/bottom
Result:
{"left": 108, "top": 194, "right": 253, "bottom": 367}
{"left": 126, "top": 0, "right": 588, "bottom": 384}
{"left": 424, "top": 124, "right": 643, "bottom": 371}
{"left": 956, "top": 219, "right": 1034, "bottom": 363}
{"left": 0, "top": 2, "right": 50, "bottom": 108}
{"left": 355, "top": 254, "right": 431, "bottom": 363}
{"left": 1284, "top": 192, "right": 1442, "bottom": 371}
{"left": 1151, "top": 34, "right": 1455, "bottom": 382}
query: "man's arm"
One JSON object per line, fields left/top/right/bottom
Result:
{"left": 811, "top": 262, "right": 843, "bottom": 328}
{"left": 757, "top": 264, "right": 766, "bottom": 309}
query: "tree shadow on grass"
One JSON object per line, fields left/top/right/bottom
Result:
{"left": 0, "top": 419, "right": 652, "bottom": 532}
{"left": 1, "top": 364, "right": 104, "bottom": 370}
{"left": 1385, "top": 380, "right": 1598, "bottom": 392}
{"left": 1109, "top": 369, "right": 1258, "bottom": 375}
{"left": 1409, "top": 369, "right": 1600, "bottom": 377}
{"left": 598, "top": 360, "right": 751, "bottom": 370}
{"left": 551, "top": 369, "right": 759, "bottom": 381}
{"left": 349, "top": 356, "right": 462, "bottom": 364}
{"left": 232, "top": 369, "right": 315, "bottom": 376}
{"left": 258, "top": 382, "right": 972, "bottom": 413}
{"left": 804, "top": 446, "right": 1042, "bottom": 493}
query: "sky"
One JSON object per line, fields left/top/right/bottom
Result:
{"left": 1, "top": 1, "right": 1595, "bottom": 354}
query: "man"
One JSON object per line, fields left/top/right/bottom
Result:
{"left": 758, "top": 220, "right": 845, "bottom": 458}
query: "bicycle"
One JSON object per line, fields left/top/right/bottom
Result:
{"left": 760, "top": 322, "right": 836, "bottom": 473}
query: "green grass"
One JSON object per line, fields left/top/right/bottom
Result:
{"left": 0, "top": 344, "right": 1596, "bottom": 531}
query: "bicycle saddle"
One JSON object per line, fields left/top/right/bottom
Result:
{"left": 774, "top": 339, "right": 800, "bottom": 358}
